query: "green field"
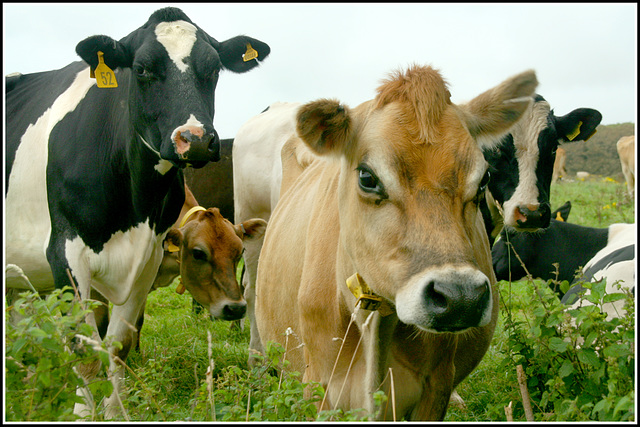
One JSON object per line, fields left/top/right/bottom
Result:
{"left": 5, "top": 177, "right": 635, "bottom": 421}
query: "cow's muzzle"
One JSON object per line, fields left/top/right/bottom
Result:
{"left": 173, "top": 126, "right": 221, "bottom": 164}
{"left": 513, "top": 203, "right": 551, "bottom": 230}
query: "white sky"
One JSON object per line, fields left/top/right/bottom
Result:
{"left": 3, "top": 3, "right": 637, "bottom": 139}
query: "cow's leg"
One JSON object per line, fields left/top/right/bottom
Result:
{"left": 243, "top": 236, "right": 265, "bottom": 366}
{"left": 101, "top": 256, "right": 160, "bottom": 420}
{"left": 45, "top": 244, "right": 103, "bottom": 419}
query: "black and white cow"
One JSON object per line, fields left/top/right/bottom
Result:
{"left": 5, "top": 7, "right": 269, "bottom": 419}
{"left": 481, "top": 94, "right": 601, "bottom": 244}
{"left": 492, "top": 216, "right": 634, "bottom": 300}
{"left": 561, "top": 223, "right": 635, "bottom": 320}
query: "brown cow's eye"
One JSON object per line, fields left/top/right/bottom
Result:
{"left": 474, "top": 170, "right": 491, "bottom": 203}
{"left": 479, "top": 170, "right": 490, "bottom": 193}
{"left": 192, "top": 248, "right": 207, "bottom": 261}
{"left": 357, "top": 164, "right": 386, "bottom": 199}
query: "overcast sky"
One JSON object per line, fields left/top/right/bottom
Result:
{"left": 3, "top": 3, "right": 637, "bottom": 139}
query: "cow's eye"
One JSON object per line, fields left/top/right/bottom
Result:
{"left": 133, "top": 65, "right": 151, "bottom": 80}
{"left": 192, "top": 248, "right": 207, "bottom": 261}
{"left": 357, "top": 165, "right": 387, "bottom": 201}
{"left": 479, "top": 170, "right": 490, "bottom": 193}
{"left": 474, "top": 170, "right": 490, "bottom": 203}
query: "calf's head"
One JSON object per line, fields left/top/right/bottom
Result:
{"left": 165, "top": 208, "right": 267, "bottom": 320}
{"left": 75, "top": 7, "right": 270, "bottom": 168}
{"left": 296, "top": 65, "right": 538, "bottom": 333}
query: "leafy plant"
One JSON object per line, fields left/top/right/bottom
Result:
{"left": 5, "top": 287, "right": 112, "bottom": 421}
{"left": 499, "top": 276, "right": 635, "bottom": 421}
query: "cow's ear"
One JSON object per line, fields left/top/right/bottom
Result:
{"left": 216, "top": 36, "right": 270, "bottom": 73}
{"left": 461, "top": 69, "right": 538, "bottom": 148}
{"left": 164, "top": 228, "right": 183, "bottom": 252}
{"left": 236, "top": 219, "right": 267, "bottom": 241}
{"left": 76, "top": 35, "right": 133, "bottom": 71}
{"left": 296, "top": 99, "right": 353, "bottom": 157}
{"left": 555, "top": 108, "right": 602, "bottom": 143}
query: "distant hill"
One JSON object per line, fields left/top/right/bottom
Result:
{"left": 561, "top": 122, "right": 635, "bottom": 179}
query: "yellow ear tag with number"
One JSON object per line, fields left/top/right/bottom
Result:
{"left": 566, "top": 121, "right": 582, "bottom": 141}
{"left": 243, "top": 43, "right": 258, "bottom": 62}
{"left": 94, "top": 51, "right": 118, "bottom": 88}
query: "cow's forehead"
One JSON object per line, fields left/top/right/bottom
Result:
{"left": 356, "top": 103, "right": 485, "bottom": 197}
{"left": 154, "top": 20, "right": 198, "bottom": 72}
{"left": 511, "top": 99, "right": 551, "bottom": 150}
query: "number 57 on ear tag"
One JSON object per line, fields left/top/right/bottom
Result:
{"left": 93, "top": 51, "right": 118, "bottom": 88}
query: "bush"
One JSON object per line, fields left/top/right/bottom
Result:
{"left": 500, "top": 277, "right": 635, "bottom": 421}
{"left": 5, "top": 287, "right": 113, "bottom": 421}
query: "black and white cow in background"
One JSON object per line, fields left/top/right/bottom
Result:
{"left": 481, "top": 94, "right": 601, "bottom": 245}
{"left": 5, "top": 7, "right": 269, "bottom": 419}
{"left": 560, "top": 222, "right": 635, "bottom": 320}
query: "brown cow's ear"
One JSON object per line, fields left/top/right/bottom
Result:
{"left": 461, "top": 69, "right": 538, "bottom": 147}
{"left": 237, "top": 219, "right": 268, "bottom": 241}
{"left": 164, "top": 228, "right": 183, "bottom": 252}
{"left": 296, "top": 99, "right": 352, "bottom": 156}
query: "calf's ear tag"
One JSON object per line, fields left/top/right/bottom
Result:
{"left": 94, "top": 51, "right": 118, "bottom": 88}
{"left": 167, "top": 242, "right": 180, "bottom": 253}
{"left": 176, "top": 279, "right": 186, "bottom": 295}
{"left": 566, "top": 121, "right": 582, "bottom": 141}
{"left": 243, "top": 43, "right": 258, "bottom": 62}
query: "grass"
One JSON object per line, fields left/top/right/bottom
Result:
{"left": 5, "top": 177, "right": 635, "bottom": 421}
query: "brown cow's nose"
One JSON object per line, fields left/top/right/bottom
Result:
{"left": 423, "top": 278, "right": 491, "bottom": 332}
{"left": 514, "top": 204, "right": 551, "bottom": 230}
{"left": 222, "top": 301, "right": 246, "bottom": 321}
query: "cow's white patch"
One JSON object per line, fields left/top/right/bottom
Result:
{"left": 569, "top": 223, "right": 636, "bottom": 320}
{"left": 501, "top": 100, "right": 550, "bottom": 227}
{"left": 65, "top": 220, "right": 163, "bottom": 306}
{"left": 155, "top": 20, "right": 197, "bottom": 73}
{"left": 6, "top": 69, "right": 95, "bottom": 291}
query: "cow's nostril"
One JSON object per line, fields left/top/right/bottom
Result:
{"left": 424, "top": 281, "right": 448, "bottom": 310}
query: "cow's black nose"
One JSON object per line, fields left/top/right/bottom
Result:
{"left": 222, "top": 301, "right": 246, "bottom": 321}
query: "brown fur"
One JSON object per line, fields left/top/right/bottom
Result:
{"left": 552, "top": 146, "right": 567, "bottom": 184}
{"left": 255, "top": 65, "right": 537, "bottom": 420}
{"left": 617, "top": 135, "right": 635, "bottom": 197}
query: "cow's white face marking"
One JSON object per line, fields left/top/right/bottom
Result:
{"left": 155, "top": 20, "right": 197, "bottom": 72}
{"left": 65, "top": 220, "right": 162, "bottom": 306}
{"left": 5, "top": 69, "right": 95, "bottom": 290}
{"left": 502, "top": 100, "right": 550, "bottom": 226}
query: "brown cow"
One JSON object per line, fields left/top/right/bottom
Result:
{"left": 255, "top": 65, "right": 538, "bottom": 420}
{"left": 552, "top": 146, "right": 567, "bottom": 184}
{"left": 616, "top": 135, "right": 635, "bottom": 198}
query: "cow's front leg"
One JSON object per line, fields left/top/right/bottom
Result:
{"left": 101, "top": 254, "right": 161, "bottom": 420}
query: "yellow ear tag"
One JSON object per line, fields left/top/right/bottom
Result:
{"left": 555, "top": 211, "right": 565, "bottom": 221}
{"left": 94, "top": 51, "right": 118, "bottom": 88}
{"left": 566, "top": 121, "right": 582, "bottom": 141}
{"left": 176, "top": 279, "right": 186, "bottom": 295}
{"left": 243, "top": 43, "right": 258, "bottom": 62}
{"left": 346, "top": 273, "right": 382, "bottom": 311}
{"left": 167, "top": 242, "right": 180, "bottom": 253}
